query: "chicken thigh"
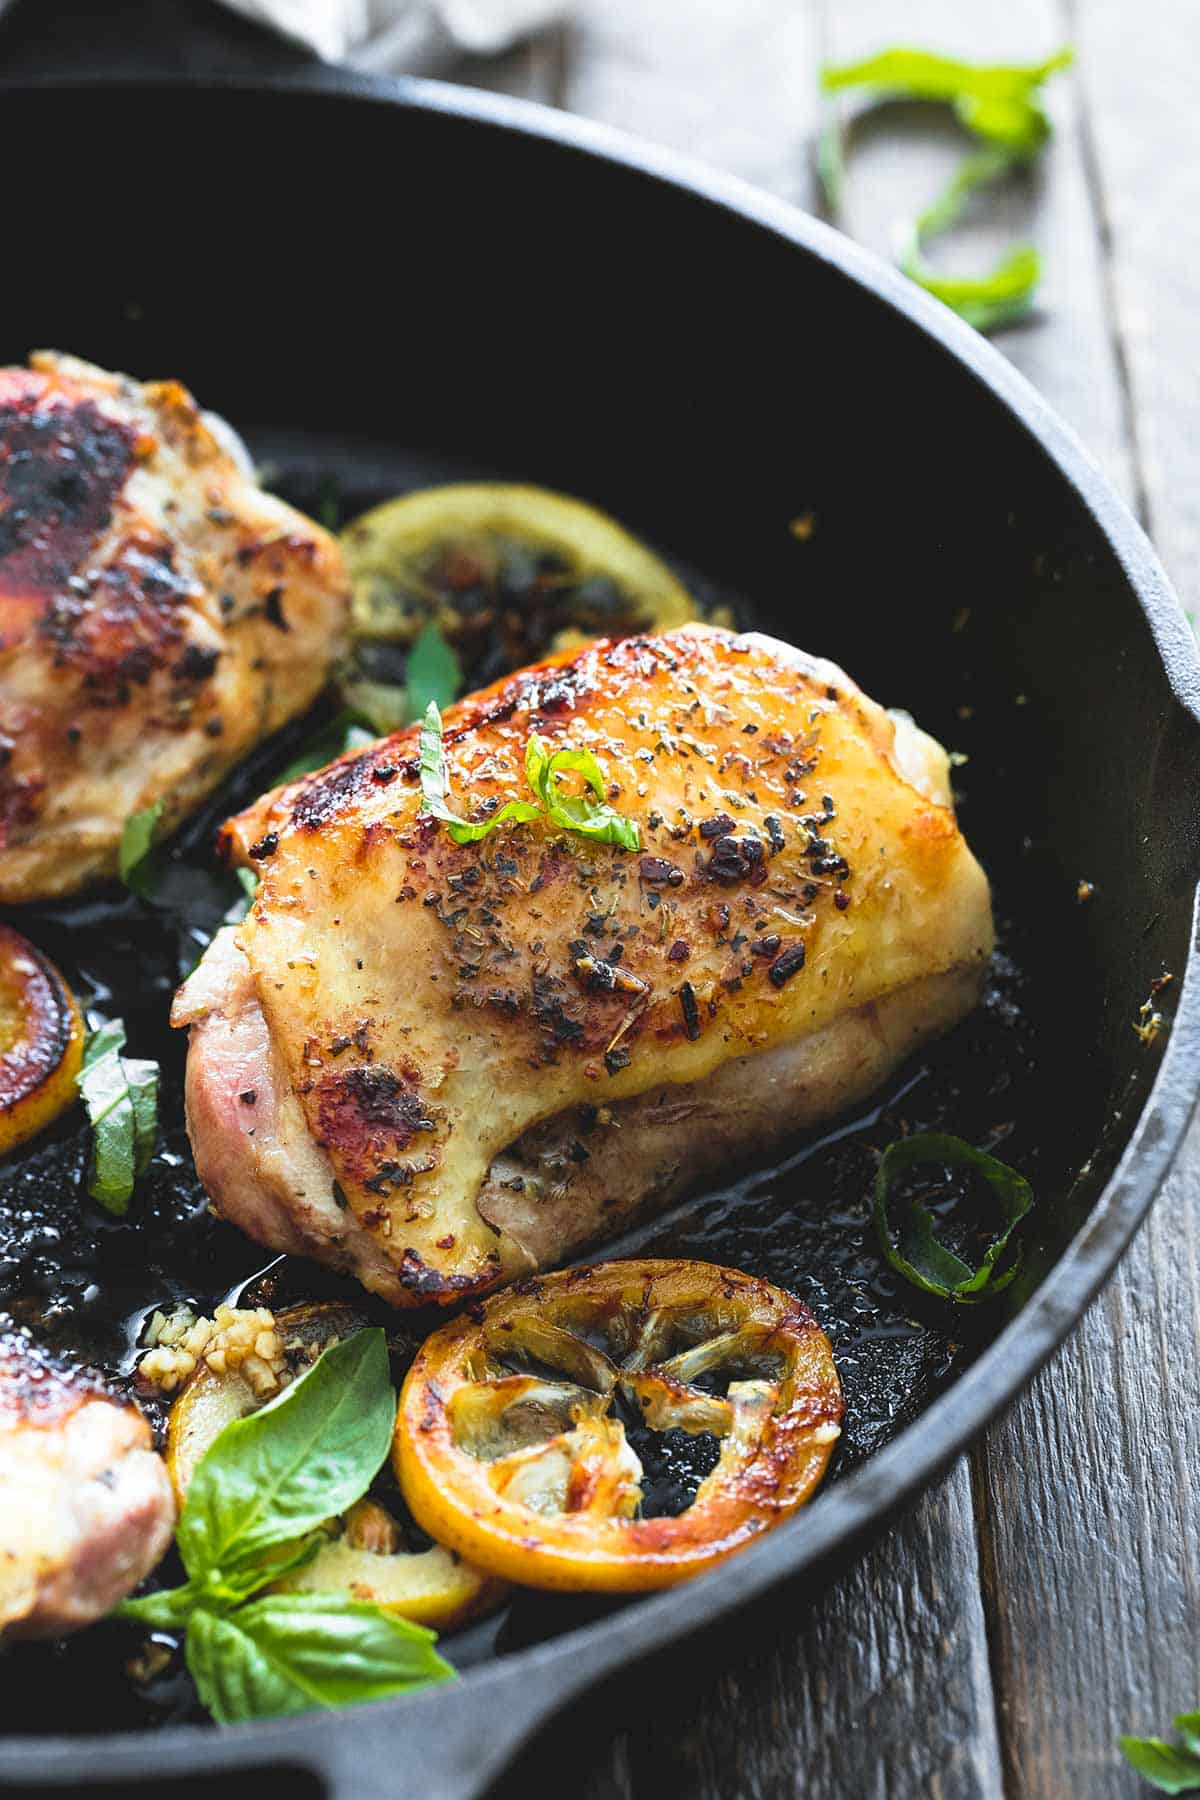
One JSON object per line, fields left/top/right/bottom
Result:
{"left": 175, "top": 624, "right": 994, "bottom": 1306}
{"left": 0, "top": 1323, "right": 174, "bottom": 1639}
{"left": 0, "top": 353, "right": 348, "bottom": 902}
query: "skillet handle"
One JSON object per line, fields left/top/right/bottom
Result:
{"left": 278, "top": 1642, "right": 606, "bottom": 1800}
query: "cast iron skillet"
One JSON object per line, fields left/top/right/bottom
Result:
{"left": 0, "top": 67, "right": 1198, "bottom": 1799}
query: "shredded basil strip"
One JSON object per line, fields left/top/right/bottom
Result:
{"left": 819, "top": 46, "right": 1073, "bottom": 330}
{"left": 873, "top": 1132, "right": 1033, "bottom": 1304}
{"left": 118, "top": 799, "right": 166, "bottom": 898}
{"left": 420, "top": 702, "right": 638, "bottom": 848}
{"left": 76, "top": 1020, "right": 160, "bottom": 1216}
{"left": 117, "top": 1331, "right": 454, "bottom": 1723}
{"left": 525, "top": 733, "right": 642, "bottom": 850}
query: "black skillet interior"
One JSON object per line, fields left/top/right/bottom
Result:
{"left": 0, "top": 71, "right": 1197, "bottom": 1763}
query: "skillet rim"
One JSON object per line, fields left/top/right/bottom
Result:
{"left": 0, "top": 66, "right": 1197, "bottom": 1788}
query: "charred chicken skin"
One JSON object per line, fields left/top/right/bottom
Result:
{"left": 175, "top": 624, "right": 995, "bottom": 1306}
{"left": 0, "top": 1324, "right": 174, "bottom": 1638}
{"left": 0, "top": 353, "right": 348, "bottom": 902}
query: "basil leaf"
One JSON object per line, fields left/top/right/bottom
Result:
{"left": 1177, "top": 1718, "right": 1200, "bottom": 1759}
{"left": 405, "top": 619, "right": 462, "bottom": 721}
{"left": 527, "top": 734, "right": 641, "bottom": 851}
{"left": 177, "top": 1329, "right": 394, "bottom": 1579}
{"left": 119, "top": 799, "right": 165, "bottom": 897}
{"left": 76, "top": 1020, "right": 161, "bottom": 1215}
{"left": 186, "top": 1595, "right": 454, "bottom": 1725}
{"left": 117, "top": 1582, "right": 205, "bottom": 1630}
{"left": 874, "top": 1132, "right": 1033, "bottom": 1304}
{"left": 418, "top": 702, "right": 542, "bottom": 845}
{"left": 82, "top": 1018, "right": 126, "bottom": 1069}
{"left": 124, "top": 1057, "right": 159, "bottom": 1177}
{"left": 276, "top": 711, "right": 377, "bottom": 786}
{"left": 1119, "top": 1735, "right": 1200, "bottom": 1794}
{"left": 78, "top": 1041, "right": 136, "bottom": 1216}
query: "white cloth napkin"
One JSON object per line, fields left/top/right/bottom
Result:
{"left": 222, "top": 0, "right": 566, "bottom": 74}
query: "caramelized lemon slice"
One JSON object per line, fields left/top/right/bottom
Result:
{"left": 395, "top": 1259, "right": 843, "bottom": 1594}
{"left": 0, "top": 926, "right": 83, "bottom": 1157}
{"left": 340, "top": 482, "right": 698, "bottom": 722}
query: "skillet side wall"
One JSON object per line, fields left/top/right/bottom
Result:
{"left": 0, "top": 76, "right": 1195, "bottom": 1791}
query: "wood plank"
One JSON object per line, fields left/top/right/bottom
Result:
{"left": 563, "top": 0, "right": 821, "bottom": 204}
{"left": 975, "top": 1114, "right": 1200, "bottom": 1798}
{"left": 1064, "top": 0, "right": 1200, "bottom": 609}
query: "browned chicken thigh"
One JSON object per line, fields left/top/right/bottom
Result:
{"left": 0, "top": 353, "right": 349, "bottom": 902}
{"left": 175, "top": 624, "right": 994, "bottom": 1307}
{"left": 0, "top": 1324, "right": 174, "bottom": 1639}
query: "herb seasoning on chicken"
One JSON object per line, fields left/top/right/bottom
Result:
{"left": 174, "top": 624, "right": 994, "bottom": 1306}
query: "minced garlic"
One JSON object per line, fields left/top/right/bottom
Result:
{"left": 139, "top": 1302, "right": 287, "bottom": 1396}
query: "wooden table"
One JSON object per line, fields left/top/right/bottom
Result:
{"left": 3, "top": 1, "right": 1197, "bottom": 1793}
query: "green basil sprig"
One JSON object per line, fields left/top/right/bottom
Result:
{"left": 873, "top": 1132, "right": 1033, "bottom": 1304}
{"left": 76, "top": 1020, "right": 159, "bottom": 1216}
{"left": 1121, "top": 1719, "right": 1200, "bottom": 1793}
{"left": 819, "top": 45, "right": 1073, "bottom": 331}
{"left": 119, "top": 799, "right": 166, "bottom": 898}
{"left": 119, "top": 1330, "right": 454, "bottom": 1723}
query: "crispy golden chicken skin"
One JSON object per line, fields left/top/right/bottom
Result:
{"left": 0, "top": 353, "right": 349, "bottom": 901}
{"left": 0, "top": 1324, "right": 174, "bottom": 1639}
{"left": 174, "top": 624, "right": 995, "bottom": 1306}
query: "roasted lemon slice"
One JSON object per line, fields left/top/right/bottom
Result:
{"left": 340, "top": 482, "right": 698, "bottom": 723}
{"left": 395, "top": 1259, "right": 843, "bottom": 1594}
{"left": 0, "top": 927, "right": 83, "bottom": 1157}
{"left": 167, "top": 1301, "right": 505, "bottom": 1631}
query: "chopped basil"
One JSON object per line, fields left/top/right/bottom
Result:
{"left": 819, "top": 46, "right": 1073, "bottom": 330}
{"left": 118, "top": 1331, "right": 453, "bottom": 1723}
{"left": 873, "top": 1132, "right": 1033, "bottom": 1304}
{"left": 525, "top": 733, "right": 642, "bottom": 851}
{"left": 76, "top": 1020, "right": 160, "bottom": 1216}
{"left": 418, "top": 703, "right": 543, "bottom": 845}
{"left": 118, "top": 799, "right": 165, "bottom": 898}
{"left": 419, "top": 703, "right": 639, "bottom": 850}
